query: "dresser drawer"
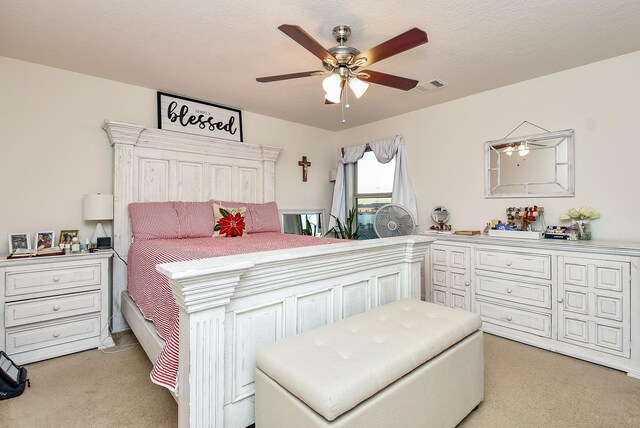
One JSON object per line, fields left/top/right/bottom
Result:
{"left": 5, "top": 315, "right": 101, "bottom": 355}
{"left": 477, "top": 300, "right": 551, "bottom": 338}
{"left": 5, "top": 262, "right": 102, "bottom": 297}
{"left": 475, "top": 275, "right": 551, "bottom": 309}
{"left": 5, "top": 291, "right": 101, "bottom": 327}
{"left": 475, "top": 249, "right": 550, "bottom": 279}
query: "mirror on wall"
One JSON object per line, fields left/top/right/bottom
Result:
{"left": 484, "top": 129, "right": 575, "bottom": 198}
{"left": 281, "top": 210, "right": 324, "bottom": 236}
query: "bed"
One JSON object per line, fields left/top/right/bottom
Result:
{"left": 104, "top": 121, "right": 433, "bottom": 428}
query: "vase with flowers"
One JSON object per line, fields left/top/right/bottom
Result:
{"left": 560, "top": 207, "right": 600, "bottom": 240}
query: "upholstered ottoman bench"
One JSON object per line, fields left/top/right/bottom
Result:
{"left": 255, "top": 299, "right": 483, "bottom": 427}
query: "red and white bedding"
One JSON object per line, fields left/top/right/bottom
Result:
{"left": 128, "top": 232, "right": 341, "bottom": 390}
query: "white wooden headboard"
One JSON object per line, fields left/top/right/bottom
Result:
{"left": 103, "top": 120, "right": 281, "bottom": 331}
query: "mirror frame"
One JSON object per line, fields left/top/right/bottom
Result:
{"left": 280, "top": 209, "right": 326, "bottom": 236}
{"left": 484, "top": 129, "right": 575, "bottom": 198}
{"left": 431, "top": 206, "right": 450, "bottom": 224}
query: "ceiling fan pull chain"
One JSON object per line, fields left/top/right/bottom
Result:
{"left": 341, "top": 87, "right": 346, "bottom": 123}
{"left": 344, "top": 81, "right": 350, "bottom": 109}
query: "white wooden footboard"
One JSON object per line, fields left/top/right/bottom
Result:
{"left": 105, "top": 121, "right": 433, "bottom": 427}
{"left": 158, "top": 235, "right": 432, "bottom": 428}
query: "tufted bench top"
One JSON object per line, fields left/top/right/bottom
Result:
{"left": 256, "top": 299, "right": 482, "bottom": 421}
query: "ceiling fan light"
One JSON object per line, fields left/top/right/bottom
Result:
{"left": 518, "top": 141, "right": 529, "bottom": 156}
{"left": 349, "top": 77, "right": 369, "bottom": 99}
{"left": 324, "top": 89, "right": 342, "bottom": 104}
{"left": 503, "top": 146, "right": 514, "bottom": 156}
{"left": 322, "top": 74, "right": 342, "bottom": 93}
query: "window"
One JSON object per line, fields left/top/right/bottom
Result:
{"left": 355, "top": 150, "right": 395, "bottom": 239}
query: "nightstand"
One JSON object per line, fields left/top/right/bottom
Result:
{"left": 0, "top": 251, "right": 115, "bottom": 364}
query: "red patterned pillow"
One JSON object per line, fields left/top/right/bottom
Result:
{"left": 174, "top": 201, "right": 215, "bottom": 238}
{"left": 213, "top": 204, "right": 247, "bottom": 237}
{"left": 129, "top": 202, "right": 180, "bottom": 241}
{"left": 248, "top": 201, "right": 281, "bottom": 233}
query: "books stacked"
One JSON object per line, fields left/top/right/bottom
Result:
{"left": 8, "top": 247, "right": 65, "bottom": 259}
{"left": 454, "top": 230, "right": 481, "bottom": 236}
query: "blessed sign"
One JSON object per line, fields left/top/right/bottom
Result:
{"left": 157, "top": 92, "right": 243, "bottom": 142}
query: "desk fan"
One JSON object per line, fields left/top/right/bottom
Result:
{"left": 373, "top": 204, "right": 416, "bottom": 237}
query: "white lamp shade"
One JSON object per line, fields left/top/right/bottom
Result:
{"left": 323, "top": 74, "right": 342, "bottom": 103}
{"left": 348, "top": 77, "right": 369, "bottom": 98}
{"left": 324, "top": 90, "right": 342, "bottom": 104}
{"left": 322, "top": 74, "right": 341, "bottom": 93}
{"left": 83, "top": 194, "right": 114, "bottom": 220}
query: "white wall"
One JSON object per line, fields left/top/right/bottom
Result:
{"left": 3, "top": 50, "right": 639, "bottom": 253}
{"left": 0, "top": 57, "right": 337, "bottom": 254}
{"left": 242, "top": 112, "right": 338, "bottom": 216}
{"left": 336, "top": 51, "right": 640, "bottom": 242}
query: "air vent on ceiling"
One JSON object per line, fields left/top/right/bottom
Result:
{"left": 414, "top": 79, "right": 448, "bottom": 93}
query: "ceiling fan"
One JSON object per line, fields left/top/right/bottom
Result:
{"left": 256, "top": 24, "right": 428, "bottom": 118}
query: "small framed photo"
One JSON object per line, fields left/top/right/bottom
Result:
{"left": 35, "top": 231, "right": 55, "bottom": 250}
{"left": 59, "top": 229, "right": 79, "bottom": 245}
{"left": 8, "top": 233, "right": 31, "bottom": 254}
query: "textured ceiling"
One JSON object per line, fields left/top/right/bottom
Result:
{"left": 2, "top": 0, "right": 640, "bottom": 131}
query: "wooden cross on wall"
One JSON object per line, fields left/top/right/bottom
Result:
{"left": 298, "top": 156, "right": 311, "bottom": 182}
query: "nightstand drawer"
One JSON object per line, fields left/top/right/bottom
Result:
{"left": 5, "top": 262, "right": 101, "bottom": 297}
{"left": 5, "top": 315, "right": 101, "bottom": 355}
{"left": 5, "top": 291, "right": 101, "bottom": 327}
{"left": 475, "top": 249, "right": 550, "bottom": 279}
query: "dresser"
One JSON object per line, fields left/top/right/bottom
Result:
{"left": 0, "top": 251, "right": 115, "bottom": 364}
{"left": 430, "top": 242, "right": 471, "bottom": 311}
{"left": 425, "top": 234, "right": 640, "bottom": 378}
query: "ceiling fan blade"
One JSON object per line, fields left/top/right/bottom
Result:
{"left": 278, "top": 24, "right": 337, "bottom": 65}
{"left": 359, "top": 70, "right": 419, "bottom": 91}
{"left": 256, "top": 71, "right": 324, "bottom": 83}
{"left": 352, "top": 28, "right": 427, "bottom": 68}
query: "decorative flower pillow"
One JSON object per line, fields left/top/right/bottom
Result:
{"left": 213, "top": 204, "right": 247, "bottom": 237}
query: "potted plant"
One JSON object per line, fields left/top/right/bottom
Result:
{"left": 301, "top": 215, "right": 317, "bottom": 237}
{"left": 326, "top": 207, "right": 360, "bottom": 240}
{"left": 560, "top": 207, "right": 600, "bottom": 240}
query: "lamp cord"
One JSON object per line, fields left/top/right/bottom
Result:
{"left": 111, "top": 246, "right": 128, "bottom": 266}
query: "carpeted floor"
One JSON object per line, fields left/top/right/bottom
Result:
{"left": 1, "top": 332, "right": 639, "bottom": 427}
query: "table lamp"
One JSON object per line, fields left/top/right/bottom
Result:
{"left": 83, "top": 194, "right": 113, "bottom": 248}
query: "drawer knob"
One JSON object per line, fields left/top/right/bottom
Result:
{"left": 465, "top": 280, "right": 471, "bottom": 286}
{"left": 506, "top": 288, "right": 513, "bottom": 294}
{"left": 53, "top": 276, "right": 60, "bottom": 282}
{"left": 506, "top": 316, "right": 513, "bottom": 321}
{"left": 53, "top": 332, "right": 60, "bottom": 338}
{"left": 506, "top": 261, "right": 512, "bottom": 266}
{"left": 558, "top": 298, "right": 564, "bottom": 303}
{"left": 53, "top": 305, "right": 61, "bottom": 311}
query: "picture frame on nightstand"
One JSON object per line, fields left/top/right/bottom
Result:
{"left": 8, "top": 233, "right": 30, "bottom": 254}
{"left": 59, "top": 229, "right": 79, "bottom": 245}
{"left": 35, "top": 231, "right": 55, "bottom": 250}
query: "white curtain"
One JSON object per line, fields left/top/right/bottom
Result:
{"left": 328, "top": 135, "right": 418, "bottom": 230}
{"left": 328, "top": 143, "right": 368, "bottom": 230}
